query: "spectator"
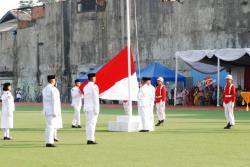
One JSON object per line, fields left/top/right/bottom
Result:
{"left": 15, "top": 88, "right": 22, "bottom": 102}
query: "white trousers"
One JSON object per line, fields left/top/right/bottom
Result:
{"left": 223, "top": 102, "right": 235, "bottom": 125}
{"left": 138, "top": 106, "right": 150, "bottom": 130}
{"left": 45, "top": 116, "right": 56, "bottom": 144}
{"left": 85, "top": 111, "right": 98, "bottom": 141}
{"left": 72, "top": 106, "right": 81, "bottom": 126}
{"left": 149, "top": 105, "right": 154, "bottom": 131}
{"left": 54, "top": 129, "right": 58, "bottom": 139}
{"left": 156, "top": 101, "right": 166, "bottom": 121}
{"left": 2, "top": 128, "right": 10, "bottom": 137}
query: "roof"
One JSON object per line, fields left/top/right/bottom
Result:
{"left": 0, "top": 9, "right": 32, "bottom": 24}
{"left": 176, "top": 48, "right": 250, "bottom": 68}
{"left": 0, "top": 8, "right": 34, "bottom": 32}
{"left": 0, "top": 19, "right": 17, "bottom": 32}
{"left": 137, "top": 62, "right": 186, "bottom": 86}
{"left": 185, "top": 62, "right": 224, "bottom": 74}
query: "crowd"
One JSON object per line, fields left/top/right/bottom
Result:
{"left": 172, "top": 85, "right": 244, "bottom": 107}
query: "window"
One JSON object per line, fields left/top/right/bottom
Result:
{"left": 77, "top": 0, "right": 96, "bottom": 13}
{"left": 77, "top": 0, "right": 107, "bottom": 13}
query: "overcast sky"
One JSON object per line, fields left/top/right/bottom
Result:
{"left": 0, "top": 0, "right": 19, "bottom": 19}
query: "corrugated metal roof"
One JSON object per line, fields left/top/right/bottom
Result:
{"left": 0, "top": 20, "right": 17, "bottom": 32}
{"left": 0, "top": 9, "right": 31, "bottom": 24}
{"left": 10, "top": 9, "right": 32, "bottom": 21}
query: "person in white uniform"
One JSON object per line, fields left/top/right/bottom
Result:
{"left": 138, "top": 77, "right": 151, "bottom": 132}
{"left": 54, "top": 82, "right": 63, "bottom": 142}
{"left": 83, "top": 73, "right": 100, "bottom": 144}
{"left": 1, "top": 83, "right": 15, "bottom": 140}
{"left": 148, "top": 79, "right": 155, "bottom": 131}
{"left": 42, "top": 75, "right": 62, "bottom": 147}
{"left": 71, "top": 79, "right": 83, "bottom": 128}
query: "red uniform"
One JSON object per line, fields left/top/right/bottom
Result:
{"left": 223, "top": 83, "right": 236, "bottom": 104}
{"left": 155, "top": 85, "right": 167, "bottom": 103}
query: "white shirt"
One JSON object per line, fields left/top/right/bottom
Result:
{"left": 1, "top": 91, "right": 15, "bottom": 116}
{"left": 83, "top": 82, "right": 100, "bottom": 113}
{"left": 149, "top": 84, "right": 155, "bottom": 107}
{"left": 42, "top": 84, "right": 61, "bottom": 116}
{"left": 138, "top": 84, "right": 151, "bottom": 107}
{"left": 71, "top": 86, "right": 83, "bottom": 107}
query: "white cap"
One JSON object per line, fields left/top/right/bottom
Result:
{"left": 157, "top": 77, "right": 164, "bottom": 83}
{"left": 225, "top": 74, "right": 233, "bottom": 80}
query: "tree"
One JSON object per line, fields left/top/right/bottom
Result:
{"left": 37, "top": 0, "right": 63, "bottom": 5}
{"left": 19, "top": 0, "right": 35, "bottom": 8}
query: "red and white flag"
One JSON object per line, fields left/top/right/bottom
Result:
{"left": 79, "top": 47, "right": 139, "bottom": 101}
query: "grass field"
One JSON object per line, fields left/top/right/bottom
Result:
{"left": 0, "top": 105, "right": 250, "bottom": 167}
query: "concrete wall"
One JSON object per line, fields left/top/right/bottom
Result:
{"left": 0, "top": 0, "right": 250, "bottom": 101}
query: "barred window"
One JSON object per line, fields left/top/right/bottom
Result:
{"left": 77, "top": 0, "right": 106, "bottom": 13}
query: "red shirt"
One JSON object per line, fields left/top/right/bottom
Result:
{"left": 155, "top": 85, "right": 167, "bottom": 103}
{"left": 223, "top": 83, "right": 236, "bottom": 103}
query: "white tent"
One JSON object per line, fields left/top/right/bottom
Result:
{"left": 186, "top": 62, "right": 224, "bottom": 74}
{"left": 174, "top": 48, "right": 250, "bottom": 106}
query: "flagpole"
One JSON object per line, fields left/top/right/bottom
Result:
{"left": 126, "top": 0, "right": 132, "bottom": 117}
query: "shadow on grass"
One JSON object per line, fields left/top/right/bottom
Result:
{"left": 13, "top": 128, "right": 44, "bottom": 132}
{"left": 0, "top": 142, "right": 86, "bottom": 148}
{"left": 152, "top": 128, "right": 250, "bottom": 134}
{"left": 96, "top": 129, "right": 112, "bottom": 132}
{"left": 0, "top": 143, "right": 45, "bottom": 149}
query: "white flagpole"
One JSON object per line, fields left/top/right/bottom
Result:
{"left": 126, "top": 0, "right": 132, "bottom": 117}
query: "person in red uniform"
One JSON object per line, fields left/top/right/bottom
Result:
{"left": 155, "top": 77, "right": 167, "bottom": 126}
{"left": 223, "top": 74, "right": 236, "bottom": 129}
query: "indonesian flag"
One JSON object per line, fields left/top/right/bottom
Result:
{"left": 79, "top": 47, "right": 139, "bottom": 101}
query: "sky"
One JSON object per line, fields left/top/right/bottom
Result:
{"left": 0, "top": 0, "right": 19, "bottom": 19}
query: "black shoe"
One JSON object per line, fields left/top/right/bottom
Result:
{"left": 224, "top": 123, "right": 232, "bottom": 129}
{"left": 72, "top": 125, "right": 77, "bottom": 128}
{"left": 3, "top": 137, "right": 12, "bottom": 140}
{"left": 155, "top": 121, "right": 161, "bottom": 126}
{"left": 224, "top": 126, "right": 232, "bottom": 129}
{"left": 54, "top": 138, "right": 59, "bottom": 142}
{"left": 87, "top": 140, "right": 97, "bottom": 145}
{"left": 77, "top": 125, "right": 82, "bottom": 128}
{"left": 139, "top": 130, "right": 149, "bottom": 132}
{"left": 46, "top": 143, "right": 56, "bottom": 147}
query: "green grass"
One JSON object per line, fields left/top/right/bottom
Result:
{"left": 1, "top": 106, "right": 250, "bottom": 167}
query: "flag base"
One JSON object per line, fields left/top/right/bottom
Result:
{"left": 108, "top": 115, "right": 142, "bottom": 132}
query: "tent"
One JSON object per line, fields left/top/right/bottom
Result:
{"left": 191, "top": 70, "right": 228, "bottom": 87}
{"left": 79, "top": 64, "right": 104, "bottom": 82}
{"left": 186, "top": 62, "right": 224, "bottom": 74}
{"left": 174, "top": 48, "right": 250, "bottom": 106}
{"left": 138, "top": 62, "right": 186, "bottom": 86}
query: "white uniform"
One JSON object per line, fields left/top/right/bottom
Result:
{"left": 71, "top": 86, "right": 83, "bottom": 126}
{"left": 83, "top": 82, "right": 99, "bottom": 141}
{"left": 42, "top": 84, "right": 62, "bottom": 144}
{"left": 1, "top": 91, "right": 15, "bottom": 138}
{"left": 149, "top": 84, "right": 155, "bottom": 131}
{"left": 138, "top": 84, "right": 151, "bottom": 131}
{"left": 54, "top": 87, "right": 62, "bottom": 140}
